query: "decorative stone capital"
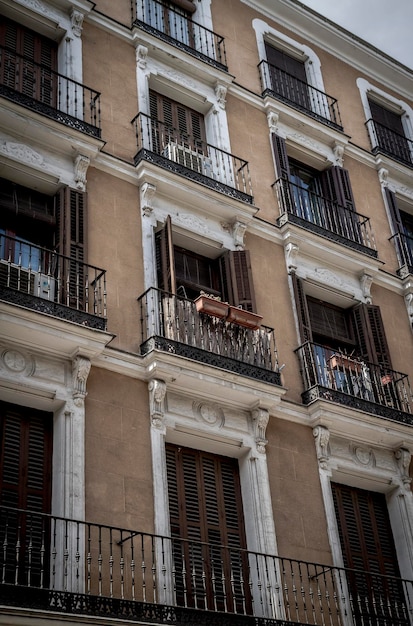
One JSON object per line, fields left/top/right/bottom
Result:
{"left": 333, "top": 142, "right": 345, "bottom": 167}
{"left": 149, "top": 379, "right": 167, "bottom": 430}
{"left": 74, "top": 154, "right": 90, "bottom": 191}
{"left": 378, "top": 167, "right": 389, "bottom": 186}
{"left": 285, "top": 242, "right": 299, "bottom": 273}
{"left": 72, "top": 356, "right": 91, "bottom": 407}
{"left": 267, "top": 110, "right": 280, "bottom": 133}
{"left": 360, "top": 271, "right": 374, "bottom": 304}
{"left": 313, "top": 425, "right": 330, "bottom": 469}
{"left": 71, "top": 10, "right": 84, "bottom": 37}
{"left": 252, "top": 408, "right": 269, "bottom": 454}
{"left": 395, "top": 447, "right": 412, "bottom": 487}
{"left": 136, "top": 45, "right": 148, "bottom": 69}
{"left": 140, "top": 182, "right": 157, "bottom": 216}
{"left": 232, "top": 221, "right": 247, "bottom": 250}
{"left": 215, "top": 83, "right": 227, "bottom": 110}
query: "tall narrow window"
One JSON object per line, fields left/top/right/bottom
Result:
{"left": 0, "top": 401, "right": 53, "bottom": 587}
{"left": 166, "top": 444, "right": 251, "bottom": 613}
{"left": 265, "top": 43, "right": 310, "bottom": 111}
{"left": 368, "top": 99, "right": 412, "bottom": 165}
{"left": 0, "top": 16, "right": 58, "bottom": 107}
{"left": 332, "top": 483, "right": 409, "bottom": 625}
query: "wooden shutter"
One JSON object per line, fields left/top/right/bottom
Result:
{"left": 291, "top": 272, "right": 312, "bottom": 343}
{"left": 0, "top": 401, "right": 53, "bottom": 586}
{"left": 332, "top": 483, "right": 408, "bottom": 625}
{"left": 319, "top": 166, "right": 357, "bottom": 213}
{"left": 155, "top": 215, "right": 176, "bottom": 293}
{"left": 369, "top": 100, "right": 405, "bottom": 135}
{"left": 385, "top": 187, "right": 404, "bottom": 234}
{"left": 351, "top": 303, "right": 392, "bottom": 369}
{"left": 166, "top": 444, "right": 250, "bottom": 613}
{"left": 149, "top": 90, "right": 206, "bottom": 151}
{"left": 220, "top": 250, "right": 257, "bottom": 312}
{"left": 271, "top": 133, "right": 291, "bottom": 180}
{"left": 265, "top": 43, "right": 307, "bottom": 82}
{"left": 55, "top": 188, "right": 87, "bottom": 262}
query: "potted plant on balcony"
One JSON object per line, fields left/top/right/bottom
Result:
{"left": 226, "top": 305, "right": 263, "bottom": 330}
{"left": 328, "top": 352, "right": 362, "bottom": 375}
{"left": 194, "top": 292, "right": 228, "bottom": 319}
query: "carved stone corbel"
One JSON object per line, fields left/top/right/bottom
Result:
{"left": 72, "top": 356, "right": 91, "bottom": 407}
{"left": 251, "top": 408, "right": 269, "bottom": 454}
{"left": 136, "top": 45, "right": 148, "bottom": 69}
{"left": 74, "top": 154, "right": 90, "bottom": 191}
{"left": 285, "top": 242, "right": 299, "bottom": 274}
{"left": 267, "top": 110, "right": 280, "bottom": 133}
{"left": 215, "top": 83, "right": 227, "bottom": 110}
{"left": 232, "top": 221, "right": 247, "bottom": 250}
{"left": 313, "top": 425, "right": 330, "bottom": 469}
{"left": 333, "top": 142, "right": 344, "bottom": 167}
{"left": 395, "top": 447, "right": 412, "bottom": 487}
{"left": 359, "top": 271, "right": 374, "bottom": 304}
{"left": 140, "top": 182, "right": 157, "bottom": 216}
{"left": 378, "top": 167, "right": 389, "bottom": 187}
{"left": 71, "top": 10, "right": 84, "bottom": 37}
{"left": 149, "top": 379, "right": 167, "bottom": 430}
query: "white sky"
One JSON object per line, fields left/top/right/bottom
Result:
{"left": 299, "top": 0, "right": 413, "bottom": 69}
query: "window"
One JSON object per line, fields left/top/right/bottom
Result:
{"left": 265, "top": 43, "right": 310, "bottom": 110}
{"left": 155, "top": 215, "right": 257, "bottom": 310}
{"left": 144, "top": 0, "right": 195, "bottom": 46}
{"left": 332, "top": 483, "right": 409, "bottom": 625}
{"left": 272, "top": 134, "right": 362, "bottom": 245}
{"left": 368, "top": 99, "right": 412, "bottom": 166}
{"left": 0, "top": 401, "right": 53, "bottom": 587}
{"left": 0, "top": 16, "right": 58, "bottom": 107}
{"left": 165, "top": 444, "right": 250, "bottom": 612}
{"left": 385, "top": 188, "right": 413, "bottom": 272}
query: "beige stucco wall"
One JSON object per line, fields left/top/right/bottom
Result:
{"left": 85, "top": 369, "right": 154, "bottom": 532}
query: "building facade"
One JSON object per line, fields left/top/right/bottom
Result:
{"left": 1, "top": 0, "right": 413, "bottom": 625}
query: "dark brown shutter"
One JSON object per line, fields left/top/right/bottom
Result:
{"left": 55, "top": 188, "right": 87, "bottom": 263}
{"left": 220, "top": 250, "right": 257, "bottom": 312}
{"left": 351, "top": 303, "right": 392, "bottom": 369}
{"left": 332, "top": 483, "right": 408, "bottom": 624}
{"left": 319, "top": 166, "right": 357, "bottom": 213}
{"left": 369, "top": 100, "right": 405, "bottom": 135}
{"left": 149, "top": 90, "right": 206, "bottom": 151}
{"left": 385, "top": 187, "right": 403, "bottom": 234}
{"left": 291, "top": 272, "right": 312, "bottom": 343}
{"left": 265, "top": 43, "right": 307, "bottom": 82}
{"left": 155, "top": 215, "right": 176, "bottom": 294}
{"left": 166, "top": 444, "right": 250, "bottom": 613}
{"left": 271, "top": 133, "right": 291, "bottom": 180}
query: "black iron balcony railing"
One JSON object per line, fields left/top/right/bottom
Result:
{"left": 366, "top": 118, "right": 413, "bottom": 167}
{"left": 258, "top": 61, "right": 343, "bottom": 131}
{"left": 138, "top": 288, "right": 280, "bottom": 385}
{"left": 274, "top": 178, "right": 377, "bottom": 257}
{"left": 1, "top": 506, "right": 412, "bottom": 626}
{"left": 295, "top": 341, "right": 413, "bottom": 424}
{"left": 0, "top": 45, "right": 101, "bottom": 138}
{"left": 390, "top": 231, "right": 413, "bottom": 276}
{"left": 132, "top": 0, "right": 227, "bottom": 71}
{"left": 0, "top": 233, "right": 106, "bottom": 329}
{"left": 132, "top": 113, "right": 253, "bottom": 203}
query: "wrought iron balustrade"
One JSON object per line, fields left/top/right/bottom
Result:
{"left": 1, "top": 505, "right": 412, "bottom": 626}
{"left": 295, "top": 341, "right": 413, "bottom": 423}
{"left": 132, "top": 112, "right": 253, "bottom": 202}
{"left": 258, "top": 60, "right": 342, "bottom": 130}
{"left": 132, "top": 0, "right": 227, "bottom": 70}
{"left": 138, "top": 288, "right": 280, "bottom": 385}
{"left": 0, "top": 233, "right": 106, "bottom": 329}
{"left": 390, "top": 231, "right": 413, "bottom": 275}
{"left": 366, "top": 118, "right": 413, "bottom": 167}
{"left": 274, "top": 178, "right": 377, "bottom": 256}
{"left": 0, "top": 45, "right": 101, "bottom": 137}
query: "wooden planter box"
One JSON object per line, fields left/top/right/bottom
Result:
{"left": 194, "top": 295, "right": 228, "bottom": 319}
{"left": 226, "top": 306, "right": 263, "bottom": 330}
{"left": 329, "top": 354, "right": 362, "bottom": 375}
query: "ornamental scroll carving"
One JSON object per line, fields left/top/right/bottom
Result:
{"left": 74, "top": 155, "right": 90, "bottom": 191}
{"left": 149, "top": 379, "right": 167, "bottom": 430}
{"left": 71, "top": 10, "right": 84, "bottom": 37}
{"left": 395, "top": 448, "right": 412, "bottom": 487}
{"left": 72, "top": 356, "right": 91, "bottom": 407}
{"left": 313, "top": 425, "right": 330, "bottom": 469}
{"left": 251, "top": 408, "right": 269, "bottom": 454}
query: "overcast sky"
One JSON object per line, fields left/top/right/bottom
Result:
{"left": 299, "top": 0, "right": 412, "bottom": 69}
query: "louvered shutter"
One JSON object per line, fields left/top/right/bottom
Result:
{"left": 0, "top": 402, "right": 53, "bottom": 586}
{"left": 332, "top": 483, "right": 408, "bottom": 625}
{"left": 271, "top": 133, "right": 292, "bottom": 214}
{"left": 55, "top": 188, "right": 87, "bottom": 308}
{"left": 319, "top": 166, "right": 357, "bottom": 213}
{"left": 149, "top": 90, "right": 206, "bottom": 152}
{"left": 220, "top": 250, "right": 257, "bottom": 312}
{"left": 291, "top": 272, "right": 312, "bottom": 343}
{"left": 385, "top": 187, "right": 403, "bottom": 234}
{"left": 351, "top": 303, "right": 392, "bottom": 369}
{"left": 166, "top": 444, "right": 250, "bottom": 613}
{"left": 155, "top": 215, "right": 175, "bottom": 294}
